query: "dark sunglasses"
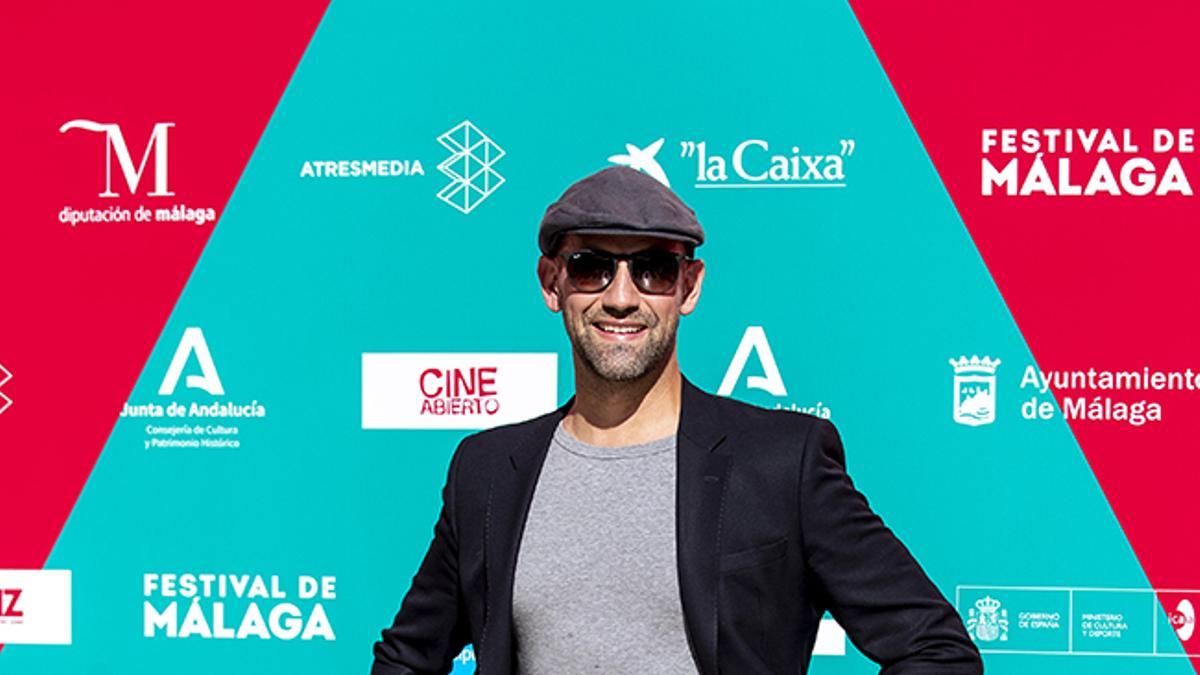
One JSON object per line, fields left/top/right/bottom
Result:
{"left": 559, "top": 248, "right": 693, "bottom": 295}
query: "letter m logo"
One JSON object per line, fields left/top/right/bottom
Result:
{"left": 60, "top": 119, "right": 175, "bottom": 197}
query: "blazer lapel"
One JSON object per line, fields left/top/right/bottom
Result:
{"left": 482, "top": 394, "right": 573, "bottom": 671}
{"left": 676, "top": 374, "right": 729, "bottom": 675}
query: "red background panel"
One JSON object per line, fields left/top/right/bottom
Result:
{"left": 850, "top": 1, "right": 1200, "bottom": 664}
{"left": 0, "top": 2, "right": 328, "bottom": 584}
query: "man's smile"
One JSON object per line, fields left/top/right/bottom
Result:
{"left": 592, "top": 321, "right": 648, "bottom": 340}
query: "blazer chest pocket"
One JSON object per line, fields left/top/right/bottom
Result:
{"left": 718, "top": 536, "right": 790, "bottom": 673}
{"left": 719, "top": 536, "right": 788, "bottom": 574}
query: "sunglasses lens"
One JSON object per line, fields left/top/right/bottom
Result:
{"left": 631, "top": 252, "right": 681, "bottom": 294}
{"left": 566, "top": 251, "right": 613, "bottom": 292}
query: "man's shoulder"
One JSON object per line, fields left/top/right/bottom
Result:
{"left": 700, "top": 386, "right": 833, "bottom": 437}
{"left": 450, "top": 406, "right": 563, "bottom": 468}
{"left": 464, "top": 406, "right": 561, "bottom": 443}
{"left": 692, "top": 387, "right": 842, "bottom": 473}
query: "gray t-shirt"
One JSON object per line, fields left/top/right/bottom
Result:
{"left": 511, "top": 419, "right": 698, "bottom": 674}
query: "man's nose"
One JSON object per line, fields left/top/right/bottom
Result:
{"left": 601, "top": 260, "right": 640, "bottom": 311}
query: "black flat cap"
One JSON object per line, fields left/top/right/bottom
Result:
{"left": 538, "top": 165, "right": 705, "bottom": 255}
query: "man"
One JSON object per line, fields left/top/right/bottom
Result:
{"left": 371, "top": 166, "right": 982, "bottom": 674}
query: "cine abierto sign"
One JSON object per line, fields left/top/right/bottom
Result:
{"left": 361, "top": 353, "right": 557, "bottom": 430}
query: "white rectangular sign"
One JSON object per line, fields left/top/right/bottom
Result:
{"left": 0, "top": 569, "right": 71, "bottom": 645}
{"left": 363, "top": 353, "right": 558, "bottom": 430}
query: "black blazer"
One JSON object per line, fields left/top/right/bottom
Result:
{"left": 372, "top": 374, "right": 982, "bottom": 674}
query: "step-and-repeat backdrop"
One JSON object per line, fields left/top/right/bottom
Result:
{"left": 3, "top": 1, "right": 1199, "bottom": 673}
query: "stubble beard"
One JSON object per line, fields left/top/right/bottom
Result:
{"left": 568, "top": 311, "right": 677, "bottom": 382}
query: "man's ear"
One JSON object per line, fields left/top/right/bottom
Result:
{"left": 537, "top": 255, "right": 562, "bottom": 313}
{"left": 679, "top": 258, "right": 705, "bottom": 316}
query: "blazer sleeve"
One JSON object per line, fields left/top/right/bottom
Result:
{"left": 371, "top": 438, "right": 472, "bottom": 675}
{"left": 798, "top": 418, "right": 983, "bottom": 674}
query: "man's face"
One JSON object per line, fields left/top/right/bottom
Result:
{"left": 537, "top": 233, "right": 705, "bottom": 382}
